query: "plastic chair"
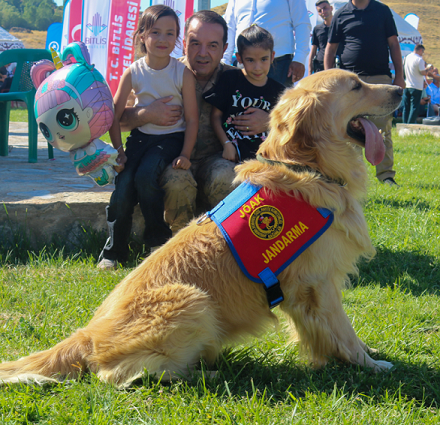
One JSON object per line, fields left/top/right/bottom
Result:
{"left": 0, "top": 48, "right": 54, "bottom": 163}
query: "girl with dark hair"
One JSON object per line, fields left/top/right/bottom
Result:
{"left": 98, "top": 5, "right": 198, "bottom": 269}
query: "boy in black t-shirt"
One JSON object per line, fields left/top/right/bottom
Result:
{"left": 203, "top": 25, "right": 285, "bottom": 162}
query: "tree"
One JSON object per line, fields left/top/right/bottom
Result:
{"left": 5, "top": 0, "right": 21, "bottom": 10}
{"left": 23, "top": 2, "right": 38, "bottom": 25}
{"left": 35, "top": 0, "right": 56, "bottom": 30}
{"left": 0, "top": 0, "right": 28, "bottom": 29}
{"left": 0, "top": 0, "right": 61, "bottom": 30}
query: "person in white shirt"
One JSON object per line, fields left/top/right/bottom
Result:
{"left": 223, "top": 0, "right": 311, "bottom": 86}
{"left": 426, "top": 68, "right": 440, "bottom": 115}
{"left": 403, "top": 44, "right": 433, "bottom": 123}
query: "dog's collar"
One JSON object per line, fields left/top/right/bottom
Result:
{"left": 256, "top": 154, "right": 346, "bottom": 187}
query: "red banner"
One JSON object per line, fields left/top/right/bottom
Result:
{"left": 106, "top": 0, "right": 141, "bottom": 96}
{"left": 219, "top": 187, "right": 333, "bottom": 281}
{"left": 69, "top": 0, "right": 83, "bottom": 43}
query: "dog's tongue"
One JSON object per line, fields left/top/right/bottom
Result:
{"left": 357, "top": 118, "right": 385, "bottom": 166}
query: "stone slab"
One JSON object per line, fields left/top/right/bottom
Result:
{"left": 396, "top": 123, "right": 440, "bottom": 136}
{"left": 1, "top": 122, "right": 143, "bottom": 246}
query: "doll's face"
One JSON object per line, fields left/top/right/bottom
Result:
{"left": 36, "top": 97, "right": 93, "bottom": 152}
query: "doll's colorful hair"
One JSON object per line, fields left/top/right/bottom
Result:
{"left": 31, "top": 42, "right": 114, "bottom": 142}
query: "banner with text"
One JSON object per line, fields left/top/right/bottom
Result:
{"left": 106, "top": 0, "right": 141, "bottom": 95}
{"left": 80, "top": 0, "right": 140, "bottom": 95}
{"left": 81, "top": 0, "right": 112, "bottom": 78}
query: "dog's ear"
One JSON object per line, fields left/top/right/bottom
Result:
{"left": 261, "top": 87, "right": 328, "bottom": 165}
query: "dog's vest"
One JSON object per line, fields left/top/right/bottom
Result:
{"left": 205, "top": 182, "right": 333, "bottom": 308}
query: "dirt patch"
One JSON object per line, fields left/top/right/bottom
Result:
{"left": 9, "top": 30, "right": 48, "bottom": 50}
{"left": 386, "top": 0, "right": 440, "bottom": 67}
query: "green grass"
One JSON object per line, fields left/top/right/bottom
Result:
{"left": 1, "top": 130, "right": 440, "bottom": 423}
{"left": 9, "top": 108, "right": 28, "bottom": 123}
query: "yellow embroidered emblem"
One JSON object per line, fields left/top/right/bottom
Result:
{"left": 249, "top": 205, "right": 284, "bottom": 240}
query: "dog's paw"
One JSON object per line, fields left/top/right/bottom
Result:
{"left": 372, "top": 360, "right": 394, "bottom": 372}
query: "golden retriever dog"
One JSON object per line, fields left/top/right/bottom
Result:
{"left": 0, "top": 69, "right": 402, "bottom": 386}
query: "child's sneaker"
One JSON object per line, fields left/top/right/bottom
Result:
{"left": 97, "top": 258, "right": 118, "bottom": 270}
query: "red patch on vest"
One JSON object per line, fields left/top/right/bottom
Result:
{"left": 219, "top": 186, "right": 332, "bottom": 281}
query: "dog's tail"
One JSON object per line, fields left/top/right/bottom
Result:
{"left": 0, "top": 329, "right": 91, "bottom": 384}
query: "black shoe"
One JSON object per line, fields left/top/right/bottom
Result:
{"left": 382, "top": 177, "right": 400, "bottom": 187}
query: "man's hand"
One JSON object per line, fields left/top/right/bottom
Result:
{"left": 287, "top": 61, "right": 305, "bottom": 83}
{"left": 144, "top": 96, "right": 183, "bottom": 126}
{"left": 172, "top": 155, "right": 191, "bottom": 170}
{"left": 113, "top": 150, "right": 127, "bottom": 173}
{"left": 231, "top": 108, "right": 270, "bottom": 136}
{"left": 120, "top": 96, "right": 183, "bottom": 131}
{"left": 393, "top": 75, "right": 405, "bottom": 89}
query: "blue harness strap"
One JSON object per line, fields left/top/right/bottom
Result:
{"left": 258, "top": 268, "right": 284, "bottom": 308}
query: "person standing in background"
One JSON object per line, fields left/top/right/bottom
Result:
{"left": 402, "top": 45, "right": 433, "bottom": 123}
{"left": 223, "top": 0, "right": 311, "bottom": 86}
{"left": 309, "top": 0, "right": 336, "bottom": 75}
{"left": 324, "top": 0, "right": 404, "bottom": 187}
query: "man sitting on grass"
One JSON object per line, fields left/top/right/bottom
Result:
{"left": 426, "top": 68, "right": 440, "bottom": 115}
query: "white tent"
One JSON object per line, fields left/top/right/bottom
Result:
{"left": 0, "top": 27, "right": 24, "bottom": 53}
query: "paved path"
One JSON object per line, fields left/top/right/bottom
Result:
{"left": 396, "top": 123, "right": 440, "bottom": 136}
{"left": 1, "top": 123, "right": 142, "bottom": 246}
{"left": 1, "top": 122, "right": 113, "bottom": 205}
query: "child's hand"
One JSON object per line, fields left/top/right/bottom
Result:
{"left": 172, "top": 155, "right": 191, "bottom": 170}
{"left": 114, "top": 149, "right": 127, "bottom": 173}
{"left": 223, "top": 142, "right": 238, "bottom": 162}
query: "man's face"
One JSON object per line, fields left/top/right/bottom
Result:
{"left": 183, "top": 19, "right": 228, "bottom": 81}
{"left": 316, "top": 2, "right": 333, "bottom": 20}
{"left": 0, "top": 74, "right": 6, "bottom": 83}
{"left": 416, "top": 48, "right": 425, "bottom": 57}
